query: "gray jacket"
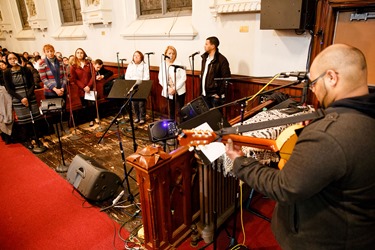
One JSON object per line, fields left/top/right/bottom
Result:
{"left": 0, "top": 86, "right": 13, "bottom": 135}
{"left": 233, "top": 93, "right": 375, "bottom": 250}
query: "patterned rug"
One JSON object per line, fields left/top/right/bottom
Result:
{"left": 34, "top": 112, "right": 167, "bottom": 235}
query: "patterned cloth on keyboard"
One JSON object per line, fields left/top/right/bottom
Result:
{"left": 222, "top": 106, "right": 315, "bottom": 176}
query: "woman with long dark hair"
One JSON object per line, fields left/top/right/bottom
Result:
{"left": 69, "top": 48, "right": 95, "bottom": 126}
{"left": 3, "top": 52, "right": 43, "bottom": 148}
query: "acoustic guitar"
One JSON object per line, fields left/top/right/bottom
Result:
{"left": 177, "top": 124, "right": 304, "bottom": 169}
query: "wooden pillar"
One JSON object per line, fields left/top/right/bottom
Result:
{"left": 126, "top": 145, "right": 199, "bottom": 249}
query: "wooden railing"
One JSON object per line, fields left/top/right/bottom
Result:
{"left": 34, "top": 62, "right": 311, "bottom": 119}
{"left": 103, "top": 63, "right": 310, "bottom": 120}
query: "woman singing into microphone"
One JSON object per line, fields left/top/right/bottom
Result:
{"left": 158, "top": 45, "right": 186, "bottom": 122}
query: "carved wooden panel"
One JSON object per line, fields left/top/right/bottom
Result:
{"left": 127, "top": 146, "right": 199, "bottom": 249}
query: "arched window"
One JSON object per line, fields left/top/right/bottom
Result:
{"left": 138, "top": 0, "right": 192, "bottom": 17}
{"left": 59, "top": 0, "right": 83, "bottom": 25}
{"left": 16, "top": 0, "right": 30, "bottom": 30}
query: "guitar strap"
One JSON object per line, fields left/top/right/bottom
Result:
{"left": 218, "top": 109, "right": 326, "bottom": 135}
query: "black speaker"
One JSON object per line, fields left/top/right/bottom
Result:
{"left": 180, "top": 96, "right": 210, "bottom": 122}
{"left": 178, "top": 108, "right": 230, "bottom": 131}
{"left": 148, "top": 119, "right": 178, "bottom": 142}
{"left": 67, "top": 154, "right": 122, "bottom": 201}
{"left": 260, "top": 0, "right": 316, "bottom": 30}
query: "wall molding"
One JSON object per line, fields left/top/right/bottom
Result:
{"left": 209, "top": 0, "right": 261, "bottom": 18}
{"left": 81, "top": 0, "right": 113, "bottom": 26}
{"left": 121, "top": 16, "right": 197, "bottom": 40}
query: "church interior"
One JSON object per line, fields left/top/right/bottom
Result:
{"left": 0, "top": 0, "right": 374, "bottom": 249}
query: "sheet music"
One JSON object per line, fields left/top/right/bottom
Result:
{"left": 194, "top": 122, "right": 212, "bottom": 131}
{"left": 194, "top": 122, "right": 226, "bottom": 164}
{"left": 199, "top": 142, "right": 226, "bottom": 163}
{"left": 84, "top": 91, "right": 97, "bottom": 101}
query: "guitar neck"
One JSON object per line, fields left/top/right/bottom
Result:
{"left": 178, "top": 129, "right": 278, "bottom": 152}
{"left": 221, "top": 134, "right": 278, "bottom": 152}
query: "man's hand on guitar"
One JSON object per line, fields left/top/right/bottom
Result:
{"left": 225, "top": 139, "right": 244, "bottom": 161}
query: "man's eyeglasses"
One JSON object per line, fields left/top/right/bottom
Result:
{"left": 307, "top": 72, "right": 326, "bottom": 90}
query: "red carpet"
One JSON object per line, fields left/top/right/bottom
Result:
{"left": 178, "top": 193, "right": 281, "bottom": 250}
{"left": 0, "top": 140, "right": 281, "bottom": 250}
{"left": 0, "top": 141, "right": 127, "bottom": 250}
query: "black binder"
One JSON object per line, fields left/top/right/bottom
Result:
{"left": 40, "top": 98, "right": 65, "bottom": 114}
{"left": 106, "top": 79, "right": 153, "bottom": 100}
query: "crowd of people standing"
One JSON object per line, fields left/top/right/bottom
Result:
{"left": 0, "top": 36, "right": 231, "bottom": 148}
{"left": 0, "top": 45, "right": 103, "bottom": 147}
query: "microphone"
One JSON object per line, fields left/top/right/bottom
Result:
{"left": 145, "top": 52, "right": 154, "bottom": 55}
{"left": 162, "top": 54, "right": 170, "bottom": 59}
{"left": 16, "top": 62, "right": 25, "bottom": 73}
{"left": 126, "top": 79, "right": 143, "bottom": 96}
{"left": 279, "top": 71, "right": 308, "bottom": 79}
{"left": 171, "top": 65, "right": 186, "bottom": 70}
{"left": 189, "top": 51, "right": 200, "bottom": 57}
{"left": 85, "top": 56, "right": 92, "bottom": 61}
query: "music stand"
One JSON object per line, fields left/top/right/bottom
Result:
{"left": 98, "top": 86, "right": 141, "bottom": 214}
{"left": 41, "top": 98, "right": 68, "bottom": 172}
{"left": 107, "top": 79, "right": 153, "bottom": 149}
{"left": 107, "top": 79, "right": 153, "bottom": 101}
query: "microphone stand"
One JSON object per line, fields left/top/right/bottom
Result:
{"left": 123, "top": 91, "right": 139, "bottom": 153}
{"left": 213, "top": 77, "right": 232, "bottom": 115}
{"left": 146, "top": 53, "right": 155, "bottom": 122}
{"left": 227, "top": 101, "right": 249, "bottom": 249}
{"left": 173, "top": 66, "right": 178, "bottom": 122}
{"left": 19, "top": 66, "right": 47, "bottom": 154}
{"left": 163, "top": 56, "right": 170, "bottom": 119}
{"left": 191, "top": 54, "right": 197, "bottom": 99}
{"left": 121, "top": 59, "right": 127, "bottom": 79}
{"left": 118, "top": 58, "right": 128, "bottom": 125}
{"left": 116, "top": 52, "right": 121, "bottom": 79}
{"left": 89, "top": 61, "right": 104, "bottom": 132}
{"left": 63, "top": 62, "right": 81, "bottom": 140}
{"left": 55, "top": 109, "right": 69, "bottom": 172}
{"left": 300, "top": 80, "right": 309, "bottom": 105}
{"left": 98, "top": 87, "right": 140, "bottom": 213}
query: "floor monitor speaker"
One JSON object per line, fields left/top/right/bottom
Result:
{"left": 148, "top": 119, "right": 178, "bottom": 142}
{"left": 180, "top": 96, "right": 209, "bottom": 122}
{"left": 67, "top": 154, "right": 122, "bottom": 201}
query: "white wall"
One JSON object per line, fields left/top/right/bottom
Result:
{"left": 0, "top": 0, "right": 311, "bottom": 76}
